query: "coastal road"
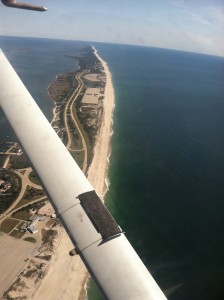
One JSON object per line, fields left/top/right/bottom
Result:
{"left": 0, "top": 171, "right": 28, "bottom": 223}
{"left": 63, "top": 70, "right": 89, "bottom": 173}
{"left": 0, "top": 168, "right": 43, "bottom": 224}
{"left": 1, "top": 144, "right": 15, "bottom": 168}
{"left": 1, "top": 69, "right": 89, "bottom": 224}
{"left": 15, "top": 167, "right": 42, "bottom": 190}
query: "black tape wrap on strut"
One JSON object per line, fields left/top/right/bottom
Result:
{"left": 78, "top": 190, "right": 122, "bottom": 240}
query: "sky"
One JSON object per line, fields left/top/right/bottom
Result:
{"left": 0, "top": 0, "right": 223, "bottom": 56}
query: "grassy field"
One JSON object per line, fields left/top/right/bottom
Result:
{"left": 12, "top": 209, "right": 32, "bottom": 221}
{"left": 10, "top": 229, "right": 25, "bottom": 239}
{"left": 0, "top": 218, "right": 20, "bottom": 234}
{"left": 70, "top": 151, "right": 84, "bottom": 169}
{"left": 28, "top": 171, "right": 41, "bottom": 185}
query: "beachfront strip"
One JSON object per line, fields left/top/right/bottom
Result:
{"left": 0, "top": 46, "right": 110, "bottom": 300}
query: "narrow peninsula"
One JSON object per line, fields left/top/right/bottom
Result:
{"left": 0, "top": 46, "right": 115, "bottom": 300}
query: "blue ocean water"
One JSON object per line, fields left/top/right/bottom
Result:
{"left": 0, "top": 36, "right": 83, "bottom": 137}
{"left": 0, "top": 37, "right": 224, "bottom": 299}
{"left": 91, "top": 43, "right": 224, "bottom": 300}
{"left": 0, "top": 36, "right": 82, "bottom": 165}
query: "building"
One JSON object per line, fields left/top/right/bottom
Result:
{"left": 21, "top": 214, "right": 46, "bottom": 234}
{"left": 21, "top": 223, "right": 28, "bottom": 232}
{"left": 27, "top": 225, "right": 38, "bottom": 234}
{"left": 50, "top": 213, "right": 57, "bottom": 219}
{"left": 1, "top": 181, "right": 12, "bottom": 189}
{"left": 0, "top": 181, "right": 12, "bottom": 193}
{"left": 81, "top": 88, "right": 101, "bottom": 106}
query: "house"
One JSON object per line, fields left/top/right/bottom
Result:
{"left": 1, "top": 181, "right": 12, "bottom": 189}
{"left": 21, "top": 223, "right": 29, "bottom": 232}
{"left": 50, "top": 213, "right": 57, "bottom": 219}
{"left": 21, "top": 214, "right": 46, "bottom": 234}
{"left": 27, "top": 225, "right": 38, "bottom": 234}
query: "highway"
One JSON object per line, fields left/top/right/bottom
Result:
{"left": 63, "top": 70, "right": 89, "bottom": 172}
{"left": 0, "top": 70, "right": 89, "bottom": 225}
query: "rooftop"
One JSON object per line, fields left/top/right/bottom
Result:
{"left": 81, "top": 88, "right": 101, "bottom": 105}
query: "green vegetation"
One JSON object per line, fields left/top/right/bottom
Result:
{"left": 17, "top": 221, "right": 26, "bottom": 229}
{"left": 10, "top": 153, "right": 30, "bottom": 169}
{"left": 70, "top": 133, "right": 82, "bottom": 149}
{"left": 0, "top": 46, "right": 104, "bottom": 215}
{"left": 0, "top": 218, "right": 20, "bottom": 233}
{"left": 23, "top": 268, "right": 36, "bottom": 277}
{"left": 70, "top": 151, "right": 84, "bottom": 169}
{"left": 12, "top": 199, "right": 48, "bottom": 220}
{"left": 13, "top": 197, "right": 32, "bottom": 210}
{"left": 72, "top": 103, "right": 93, "bottom": 165}
{"left": 12, "top": 189, "right": 46, "bottom": 211}
{"left": 4, "top": 277, "right": 28, "bottom": 298}
{"left": 28, "top": 171, "right": 41, "bottom": 185}
{"left": 78, "top": 46, "right": 102, "bottom": 72}
{"left": 35, "top": 254, "right": 52, "bottom": 261}
{"left": 24, "top": 237, "right": 37, "bottom": 244}
{"left": 19, "top": 170, "right": 26, "bottom": 175}
{"left": 23, "top": 186, "right": 45, "bottom": 200}
{"left": 0, "top": 170, "right": 22, "bottom": 214}
{"left": 41, "top": 229, "right": 58, "bottom": 252}
{"left": 46, "top": 47, "right": 104, "bottom": 177}
{"left": 42, "top": 229, "right": 58, "bottom": 244}
{"left": 75, "top": 99, "right": 102, "bottom": 153}
{"left": 12, "top": 209, "right": 32, "bottom": 221}
{"left": 32, "top": 199, "right": 48, "bottom": 211}
{"left": 10, "top": 229, "right": 25, "bottom": 239}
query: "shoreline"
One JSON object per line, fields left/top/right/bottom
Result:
{"left": 84, "top": 46, "right": 115, "bottom": 298}
{"left": 33, "top": 46, "right": 115, "bottom": 300}
{"left": 87, "top": 46, "right": 115, "bottom": 199}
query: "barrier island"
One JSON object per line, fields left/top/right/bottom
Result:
{"left": 0, "top": 46, "right": 115, "bottom": 300}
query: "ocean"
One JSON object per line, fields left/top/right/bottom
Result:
{"left": 0, "top": 36, "right": 224, "bottom": 300}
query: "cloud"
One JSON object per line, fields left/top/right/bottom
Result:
{"left": 186, "top": 31, "right": 224, "bottom": 56}
{"left": 170, "top": 0, "right": 186, "bottom": 7}
{"left": 170, "top": 1, "right": 224, "bottom": 28}
{"left": 129, "top": 25, "right": 224, "bottom": 57}
{"left": 183, "top": 11, "right": 211, "bottom": 25}
{"left": 0, "top": 0, "right": 223, "bottom": 57}
{"left": 206, "top": 6, "right": 224, "bottom": 28}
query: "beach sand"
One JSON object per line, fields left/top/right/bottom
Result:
{"left": 87, "top": 47, "right": 115, "bottom": 198}
{"left": 33, "top": 48, "right": 115, "bottom": 300}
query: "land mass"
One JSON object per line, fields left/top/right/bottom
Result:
{"left": 0, "top": 45, "right": 115, "bottom": 299}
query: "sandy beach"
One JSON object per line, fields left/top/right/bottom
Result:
{"left": 33, "top": 48, "right": 115, "bottom": 300}
{"left": 87, "top": 47, "right": 115, "bottom": 198}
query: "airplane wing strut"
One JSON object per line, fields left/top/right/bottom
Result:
{"left": 1, "top": 0, "right": 47, "bottom": 11}
{"left": 0, "top": 49, "right": 167, "bottom": 300}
